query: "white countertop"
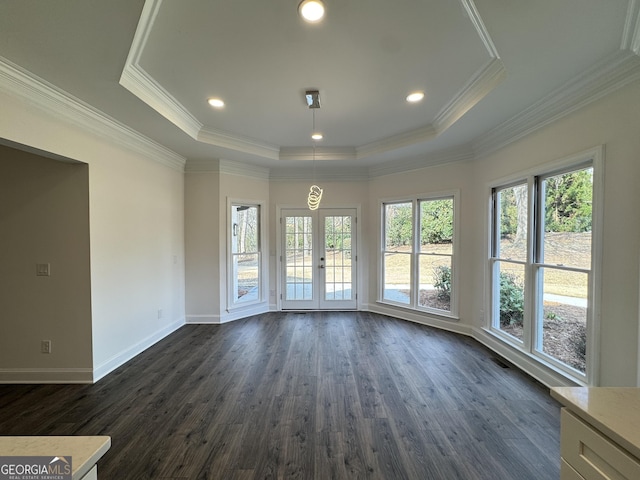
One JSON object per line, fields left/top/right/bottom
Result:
{"left": 551, "top": 387, "right": 640, "bottom": 459}
{"left": 0, "top": 436, "right": 111, "bottom": 480}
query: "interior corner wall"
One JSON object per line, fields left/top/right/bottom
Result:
{"left": 0, "top": 91, "right": 186, "bottom": 383}
{"left": 185, "top": 169, "right": 221, "bottom": 323}
{"left": 469, "top": 79, "right": 640, "bottom": 387}
{"left": 0, "top": 145, "right": 92, "bottom": 382}
{"left": 366, "top": 160, "right": 476, "bottom": 334}
{"left": 219, "top": 171, "right": 270, "bottom": 320}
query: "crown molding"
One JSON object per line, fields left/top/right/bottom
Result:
{"left": 461, "top": 0, "right": 500, "bottom": 58}
{"left": 434, "top": 58, "right": 506, "bottom": 133}
{"left": 220, "top": 159, "right": 270, "bottom": 179}
{"left": 357, "top": 125, "right": 438, "bottom": 158}
{"left": 474, "top": 2, "right": 640, "bottom": 158}
{"left": 473, "top": 50, "right": 640, "bottom": 158}
{"left": 197, "top": 127, "right": 280, "bottom": 160}
{"left": 120, "top": 63, "right": 203, "bottom": 140}
{"left": 269, "top": 166, "right": 369, "bottom": 182}
{"left": 368, "top": 145, "right": 475, "bottom": 178}
{"left": 622, "top": 0, "right": 640, "bottom": 54}
{"left": 279, "top": 146, "right": 357, "bottom": 161}
{"left": 120, "top": 0, "right": 202, "bottom": 139}
{"left": 0, "top": 56, "right": 186, "bottom": 171}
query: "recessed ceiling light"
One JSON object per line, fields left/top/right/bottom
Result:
{"left": 311, "top": 132, "right": 323, "bottom": 140}
{"left": 406, "top": 92, "right": 425, "bottom": 103}
{"left": 299, "top": 0, "right": 325, "bottom": 23}
{"left": 207, "top": 98, "right": 225, "bottom": 108}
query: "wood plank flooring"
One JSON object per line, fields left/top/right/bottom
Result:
{"left": 0, "top": 311, "right": 561, "bottom": 479}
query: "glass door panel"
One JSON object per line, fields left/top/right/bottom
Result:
{"left": 281, "top": 208, "right": 357, "bottom": 310}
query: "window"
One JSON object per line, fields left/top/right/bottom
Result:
{"left": 230, "top": 203, "right": 261, "bottom": 306}
{"left": 489, "top": 152, "right": 600, "bottom": 382}
{"left": 381, "top": 194, "right": 457, "bottom": 316}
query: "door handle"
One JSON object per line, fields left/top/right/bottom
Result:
{"left": 319, "top": 265, "right": 325, "bottom": 268}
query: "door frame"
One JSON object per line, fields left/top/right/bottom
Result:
{"left": 276, "top": 204, "right": 361, "bottom": 311}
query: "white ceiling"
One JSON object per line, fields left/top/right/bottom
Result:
{"left": 1, "top": 0, "right": 639, "bottom": 172}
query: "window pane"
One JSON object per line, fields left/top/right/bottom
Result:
{"left": 418, "top": 254, "right": 451, "bottom": 311}
{"left": 325, "top": 215, "right": 353, "bottom": 301}
{"left": 232, "top": 205, "right": 259, "bottom": 254}
{"left": 385, "top": 202, "right": 413, "bottom": 251}
{"left": 420, "top": 198, "right": 453, "bottom": 254}
{"left": 285, "top": 215, "right": 313, "bottom": 300}
{"left": 538, "top": 267, "right": 587, "bottom": 373}
{"left": 383, "top": 252, "right": 410, "bottom": 304}
{"left": 541, "top": 168, "right": 593, "bottom": 269}
{"left": 232, "top": 204, "right": 260, "bottom": 306}
{"left": 234, "top": 253, "right": 259, "bottom": 303}
{"left": 495, "top": 261, "right": 525, "bottom": 341}
{"left": 496, "top": 185, "right": 527, "bottom": 262}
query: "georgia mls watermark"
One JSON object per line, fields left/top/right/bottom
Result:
{"left": 0, "top": 456, "right": 72, "bottom": 480}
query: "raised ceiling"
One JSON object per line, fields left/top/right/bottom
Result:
{"left": 0, "top": 0, "right": 639, "bottom": 172}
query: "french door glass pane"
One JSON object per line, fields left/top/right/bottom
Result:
{"left": 538, "top": 267, "right": 587, "bottom": 373}
{"left": 496, "top": 260, "right": 525, "bottom": 341}
{"left": 418, "top": 254, "right": 451, "bottom": 311}
{"left": 383, "top": 252, "right": 411, "bottom": 304}
{"left": 324, "top": 215, "right": 353, "bottom": 300}
{"left": 285, "top": 216, "right": 313, "bottom": 300}
{"left": 497, "top": 185, "right": 527, "bottom": 261}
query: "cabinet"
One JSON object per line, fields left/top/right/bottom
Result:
{"left": 560, "top": 408, "right": 640, "bottom": 479}
{"left": 552, "top": 387, "right": 640, "bottom": 480}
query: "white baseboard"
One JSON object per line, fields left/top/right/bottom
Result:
{"left": 92, "top": 318, "right": 185, "bottom": 383}
{"left": 471, "top": 327, "right": 581, "bottom": 388}
{"left": 365, "top": 302, "right": 472, "bottom": 337}
{"left": 186, "top": 314, "right": 220, "bottom": 324}
{"left": 0, "top": 368, "right": 93, "bottom": 384}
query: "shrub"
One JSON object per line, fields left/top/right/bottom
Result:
{"left": 499, "top": 272, "right": 524, "bottom": 327}
{"left": 573, "top": 324, "right": 587, "bottom": 360}
{"left": 433, "top": 265, "right": 451, "bottom": 300}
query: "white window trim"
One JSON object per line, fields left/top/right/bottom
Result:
{"left": 226, "top": 197, "right": 268, "bottom": 312}
{"left": 484, "top": 146, "right": 604, "bottom": 386}
{"left": 378, "top": 189, "right": 460, "bottom": 319}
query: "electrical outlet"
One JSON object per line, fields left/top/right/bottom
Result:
{"left": 157, "top": 309, "right": 163, "bottom": 319}
{"left": 41, "top": 340, "right": 51, "bottom": 354}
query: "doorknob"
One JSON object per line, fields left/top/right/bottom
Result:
{"left": 319, "top": 264, "right": 325, "bottom": 268}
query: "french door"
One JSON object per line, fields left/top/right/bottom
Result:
{"left": 281, "top": 208, "right": 357, "bottom": 310}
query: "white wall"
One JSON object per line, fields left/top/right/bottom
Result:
{"left": 185, "top": 169, "right": 221, "bottom": 322}
{"left": 185, "top": 164, "right": 270, "bottom": 323}
{"left": 0, "top": 146, "right": 92, "bottom": 382}
{"left": 0, "top": 90, "right": 186, "bottom": 383}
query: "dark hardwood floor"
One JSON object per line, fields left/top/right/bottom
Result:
{"left": 0, "top": 312, "right": 561, "bottom": 479}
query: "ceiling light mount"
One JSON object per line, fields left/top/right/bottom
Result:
{"left": 305, "top": 90, "right": 321, "bottom": 109}
{"left": 298, "top": 0, "right": 325, "bottom": 23}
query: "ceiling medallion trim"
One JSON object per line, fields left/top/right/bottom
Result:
{"left": 0, "top": 55, "right": 186, "bottom": 171}
{"left": 120, "top": 0, "right": 505, "bottom": 163}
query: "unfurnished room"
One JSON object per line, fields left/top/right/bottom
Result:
{"left": 1, "top": 1, "right": 640, "bottom": 479}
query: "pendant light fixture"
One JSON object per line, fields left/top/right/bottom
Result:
{"left": 306, "top": 90, "right": 323, "bottom": 211}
